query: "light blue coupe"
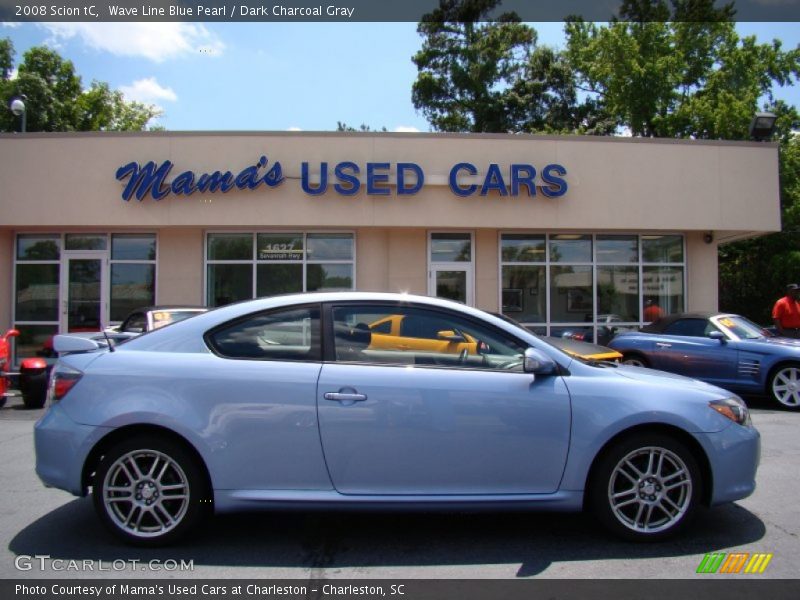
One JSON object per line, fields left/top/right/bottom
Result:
{"left": 35, "top": 293, "right": 759, "bottom": 545}
{"left": 608, "top": 312, "right": 800, "bottom": 410}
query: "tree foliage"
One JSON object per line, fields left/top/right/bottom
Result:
{"left": 0, "top": 38, "right": 161, "bottom": 132}
{"left": 413, "top": 0, "right": 586, "bottom": 133}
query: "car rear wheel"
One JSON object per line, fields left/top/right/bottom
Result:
{"left": 621, "top": 354, "right": 649, "bottom": 368}
{"left": 19, "top": 365, "right": 48, "bottom": 409}
{"left": 768, "top": 365, "right": 800, "bottom": 410}
{"left": 93, "top": 435, "right": 209, "bottom": 546}
{"left": 589, "top": 433, "right": 701, "bottom": 542}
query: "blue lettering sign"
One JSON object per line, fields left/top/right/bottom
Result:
{"left": 397, "top": 163, "right": 424, "bottom": 195}
{"left": 116, "top": 156, "right": 284, "bottom": 201}
{"left": 540, "top": 164, "right": 568, "bottom": 198}
{"left": 367, "top": 163, "right": 391, "bottom": 196}
{"left": 449, "top": 163, "right": 478, "bottom": 197}
{"left": 334, "top": 162, "right": 361, "bottom": 196}
{"left": 480, "top": 164, "right": 508, "bottom": 196}
{"left": 511, "top": 164, "right": 536, "bottom": 196}
{"left": 301, "top": 162, "right": 327, "bottom": 195}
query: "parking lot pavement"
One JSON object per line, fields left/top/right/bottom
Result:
{"left": 1, "top": 393, "right": 798, "bottom": 580}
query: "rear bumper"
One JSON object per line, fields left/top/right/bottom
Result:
{"left": 34, "top": 403, "right": 111, "bottom": 496}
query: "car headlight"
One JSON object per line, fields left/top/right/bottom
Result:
{"left": 709, "top": 397, "right": 751, "bottom": 427}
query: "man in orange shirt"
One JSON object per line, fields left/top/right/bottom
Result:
{"left": 644, "top": 298, "right": 664, "bottom": 322}
{"left": 772, "top": 284, "right": 800, "bottom": 338}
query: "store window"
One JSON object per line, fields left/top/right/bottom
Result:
{"left": 12, "top": 233, "right": 157, "bottom": 360}
{"left": 499, "top": 233, "right": 685, "bottom": 340}
{"left": 206, "top": 232, "right": 355, "bottom": 307}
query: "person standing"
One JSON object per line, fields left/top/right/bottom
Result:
{"left": 772, "top": 284, "right": 800, "bottom": 338}
{"left": 644, "top": 298, "right": 664, "bottom": 322}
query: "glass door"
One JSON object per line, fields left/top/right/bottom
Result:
{"left": 60, "top": 252, "right": 108, "bottom": 332}
{"left": 429, "top": 266, "right": 473, "bottom": 306}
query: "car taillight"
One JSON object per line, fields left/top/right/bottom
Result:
{"left": 48, "top": 363, "right": 83, "bottom": 404}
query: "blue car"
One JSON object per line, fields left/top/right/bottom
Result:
{"left": 35, "top": 293, "right": 758, "bottom": 545}
{"left": 609, "top": 312, "right": 800, "bottom": 410}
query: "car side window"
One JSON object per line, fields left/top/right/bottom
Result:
{"left": 663, "top": 319, "right": 715, "bottom": 337}
{"left": 331, "top": 305, "right": 526, "bottom": 371}
{"left": 207, "top": 306, "right": 321, "bottom": 361}
{"left": 121, "top": 313, "right": 147, "bottom": 333}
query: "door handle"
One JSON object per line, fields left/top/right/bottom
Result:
{"left": 656, "top": 342, "right": 672, "bottom": 348}
{"left": 324, "top": 387, "right": 368, "bottom": 404}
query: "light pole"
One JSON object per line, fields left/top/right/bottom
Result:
{"left": 9, "top": 95, "right": 26, "bottom": 133}
{"left": 749, "top": 111, "right": 777, "bottom": 141}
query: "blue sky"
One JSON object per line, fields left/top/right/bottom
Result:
{"left": 2, "top": 21, "right": 799, "bottom": 132}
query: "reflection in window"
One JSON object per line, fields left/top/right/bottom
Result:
{"left": 206, "top": 232, "right": 355, "bottom": 306}
{"left": 15, "top": 264, "right": 59, "bottom": 321}
{"left": 643, "top": 266, "right": 685, "bottom": 318}
{"left": 597, "top": 266, "right": 638, "bottom": 321}
{"left": 550, "top": 266, "right": 593, "bottom": 323}
{"left": 111, "top": 264, "right": 155, "bottom": 321}
{"left": 65, "top": 234, "right": 107, "bottom": 251}
{"left": 643, "top": 235, "right": 683, "bottom": 263}
{"left": 597, "top": 235, "right": 638, "bottom": 263}
{"left": 12, "top": 324, "right": 57, "bottom": 360}
{"left": 501, "top": 234, "right": 545, "bottom": 262}
{"left": 502, "top": 265, "right": 545, "bottom": 323}
{"left": 112, "top": 234, "right": 156, "bottom": 260}
{"left": 17, "top": 235, "right": 60, "bottom": 261}
{"left": 550, "top": 235, "right": 591, "bottom": 263}
{"left": 209, "top": 307, "right": 320, "bottom": 361}
{"left": 431, "top": 233, "right": 471, "bottom": 262}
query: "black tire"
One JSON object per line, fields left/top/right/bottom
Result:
{"left": 92, "top": 435, "right": 210, "bottom": 546}
{"left": 767, "top": 364, "right": 800, "bottom": 410}
{"left": 621, "top": 353, "right": 650, "bottom": 368}
{"left": 588, "top": 433, "right": 702, "bottom": 542}
{"left": 19, "top": 367, "right": 48, "bottom": 409}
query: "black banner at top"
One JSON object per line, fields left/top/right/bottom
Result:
{"left": 2, "top": 0, "right": 800, "bottom": 23}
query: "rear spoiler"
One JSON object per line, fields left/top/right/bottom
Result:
{"left": 53, "top": 335, "right": 103, "bottom": 355}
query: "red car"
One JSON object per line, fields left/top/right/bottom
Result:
{"left": 1, "top": 328, "right": 48, "bottom": 409}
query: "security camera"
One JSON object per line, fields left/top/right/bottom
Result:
{"left": 703, "top": 232, "right": 714, "bottom": 244}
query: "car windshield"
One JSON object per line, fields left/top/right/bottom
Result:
{"left": 716, "top": 315, "right": 770, "bottom": 340}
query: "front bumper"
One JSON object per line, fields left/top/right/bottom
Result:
{"left": 697, "top": 422, "right": 761, "bottom": 506}
{"left": 34, "top": 403, "right": 111, "bottom": 496}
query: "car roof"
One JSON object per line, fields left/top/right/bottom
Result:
{"left": 641, "top": 312, "right": 730, "bottom": 333}
{"left": 129, "top": 306, "right": 207, "bottom": 313}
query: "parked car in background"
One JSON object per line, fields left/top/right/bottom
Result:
{"left": 36, "top": 292, "right": 758, "bottom": 546}
{"left": 609, "top": 312, "right": 800, "bottom": 409}
{"left": 25, "top": 306, "right": 208, "bottom": 408}
{"left": 558, "top": 314, "right": 625, "bottom": 346}
{"left": 491, "top": 313, "right": 622, "bottom": 363}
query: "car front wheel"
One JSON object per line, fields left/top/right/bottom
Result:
{"left": 621, "top": 354, "right": 649, "bottom": 368}
{"left": 92, "top": 435, "right": 209, "bottom": 546}
{"left": 589, "top": 433, "right": 701, "bottom": 542}
{"left": 768, "top": 365, "right": 800, "bottom": 410}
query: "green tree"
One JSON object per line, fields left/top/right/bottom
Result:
{"left": 412, "top": 0, "right": 533, "bottom": 132}
{"left": 0, "top": 38, "right": 160, "bottom": 132}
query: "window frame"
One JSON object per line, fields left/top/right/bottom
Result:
{"left": 204, "top": 230, "right": 356, "bottom": 306}
{"left": 498, "top": 232, "right": 687, "bottom": 340}
{"left": 204, "top": 302, "right": 323, "bottom": 363}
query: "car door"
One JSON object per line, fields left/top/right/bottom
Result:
{"left": 649, "top": 318, "right": 738, "bottom": 384}
{"left": 316, "top": 302, "right": 572, "bottom": 495}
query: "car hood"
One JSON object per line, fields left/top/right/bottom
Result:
{"left": 612, "top": 364, "right": 728, "bottom": 394}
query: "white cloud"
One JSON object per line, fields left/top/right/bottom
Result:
{"left": 8, "top": 68, "right": 18, "bottom": 80}
{"left": 394, "top": 126, "right": 421, "bottom": 133}
{"left": 287, "top": 127, "right": 303, "bottom": 131}
{"left": 2, "top": 22, "right": 22, "bottom": 28}
{"left": 120, "top": 77, "right": 177, "bottom": 104}
{"left": 38, "top": 23, "right": 224, "bottom": 62}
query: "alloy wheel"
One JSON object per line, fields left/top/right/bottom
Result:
{"left": 102, "top": 449, "right": 190, "bottom": 539}
{"left": 771, "top": 366, "right": 800, "bottom": 407}
{"left": 607, "top": 446, "right": 693, "bottom": 534}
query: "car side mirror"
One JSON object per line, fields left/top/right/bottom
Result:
{"left": 708, "top": 331, "right": 726, "bottom": 343}
{"left": 523, "top": 347, "right": 557, "bottom": 375}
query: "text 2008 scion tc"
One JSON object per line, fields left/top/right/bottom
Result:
{"left": 35, "top": 293, "right": 759, "bottom": 546}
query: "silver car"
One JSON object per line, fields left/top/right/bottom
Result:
{"left": 35, "top": 293, "right": 759, "bottom": 546}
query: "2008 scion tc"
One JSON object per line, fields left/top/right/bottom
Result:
{"left": 35, "top": 293, "right": 759, "bottom": 546}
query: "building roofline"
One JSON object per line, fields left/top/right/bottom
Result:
{"left": 0, "top": 130, "right": 780, "bottom": 149}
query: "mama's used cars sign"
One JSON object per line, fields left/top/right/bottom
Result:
{"left": 115, "top": 156, "right": 568, "bottom": 201}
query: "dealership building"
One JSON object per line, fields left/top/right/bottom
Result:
{"left": 0, "top": 131, "right": 781, "bottom": 360}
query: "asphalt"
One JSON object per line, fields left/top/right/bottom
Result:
{"left": 0, "top": 392, "right": 797, "bottom": 580}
